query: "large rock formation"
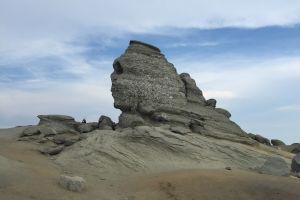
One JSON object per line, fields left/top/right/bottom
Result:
{"left": 111, "top": 40, "right": 253, "bottom": 144}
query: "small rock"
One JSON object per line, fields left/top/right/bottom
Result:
{"left": 291, "top": 154, "right": 300, "bottom": 173}
{"left": 225, "top": 167, "right": 232, "bottom": 170}
{"left": 59, "top": 175, "right": 86, "bottom": 192}
{"left": 39, "top": 145, "right": 64, "bottom": 155}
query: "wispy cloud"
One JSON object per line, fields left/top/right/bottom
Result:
{"left": 277, "top": 105, "right": 300, "bottom": 112}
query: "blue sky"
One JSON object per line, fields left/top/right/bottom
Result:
{"left": 0, "top": 0, "right": 300, "bottom": 144}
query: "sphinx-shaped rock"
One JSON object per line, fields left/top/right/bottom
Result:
{"left": 111, "top": 41, "right": 251, "bottom": 144}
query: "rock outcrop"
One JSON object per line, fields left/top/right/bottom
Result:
{"left": 111, "top": 40, "right": 252, "bottom": 144}
{"left": 19, "top": 115, "right": 115, "bottom": 155}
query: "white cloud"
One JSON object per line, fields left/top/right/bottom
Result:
{"left": 277, "top": 105, "right": 300, "bottom": 112}
{"left": 203, "top": 90, "right": 237, "bottom": 100}
{"left": 174, "top": 56, "right": 300, "bottom": 101}
{"left": 0, "top": 79, "right": 120, "bottom": 127}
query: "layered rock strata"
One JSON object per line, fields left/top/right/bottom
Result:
{"left": 111, "top": 40, "right": 252, "bottom": 144}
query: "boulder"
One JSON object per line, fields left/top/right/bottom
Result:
{"left": 59, "top": 175, "right": 86, "bottom": 192}
{"left": 98, "top": 115, "right": 114, "bottom": 130}
{"left": 206, "top": 99, "right": 217, "bottom": 108}
{"left": 291, "top": 154, "right": 300, "bottom": 173}
{"left": 271, "top": 139, "right": 285, "bottom": 146}
{"left": 256, "top": 157, "right": 290, "bottom": 176}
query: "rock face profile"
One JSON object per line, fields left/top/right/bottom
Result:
{"left": 111, "top": 40, "right": 252, "bottom": 144}
{"left": 15, "top": 40, "right": 295, "bottom": 179}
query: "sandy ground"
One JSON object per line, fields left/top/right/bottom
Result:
{"left": 1, "top": 127, "right": 300, "bottom": 200}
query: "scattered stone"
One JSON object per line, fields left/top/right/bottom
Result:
{"left": 59, "top": 175, "right": 86, "bottom": 192}
{"left": 206, "top": 99, "right": 217, "bottom": 108}
{"left": 271, "top": 139, "right": 285, "bottom": 146}
{"left": 170, "top": 126, "right": 191, "bottom": 135}
{"left": 39, "top": 145, "right": 64, "bottom": 155}
{"left": 256, "top": 157, "right": 290, "bottom": 176}
{"left": 291, "top": 154, "right": 300, "bottom": 173}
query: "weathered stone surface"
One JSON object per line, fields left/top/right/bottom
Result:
{"left": 59, "top": 175, "right": 86, "bottom": 192}
{"left": 77, "top": 122, "right": 98, "bottom": 133}
{"left": 118, "top": 113, "right": 145, "bottom": 128}
{"left": 170, "top": 126, "right": 191, "bottom": 135}
{"left": 256, "top": 157, "right": 290, "bottom": 176}
{"left": 98, "top": 115, "right": 114, "bottom": 130}
{"left": 179, "top": 73, "right": 206, "bottom": 106}
{"left": 21, "top": 126, "right": 40, "bottom": 137}
{"left": 38, "top": 125, "right": 57, "bottom": 136}
{"left": 111, "top": 40, "right": 186, "bottom": 114}
{"left": 206, "top": 99, "right": 217, "bottom": 108}
{"left": 52, "top": 134, "right": 81, "bottom": 146}
{"left": 271, "top": 139, "right": 285, "bottom": 146}
{"left": 110, "top": 41, "right": 249, "bottom": 144}
{"left": 215, "top": 108, "right": 231, "bottom": 118}
{"left": 291, "top": 154, "right": 300, "bottom": 173}
{"left": 39, "top": 145, "right": 64, "bottom": 155}
{"left": 38, "top": 115, "right": 79, "bottom": 134}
